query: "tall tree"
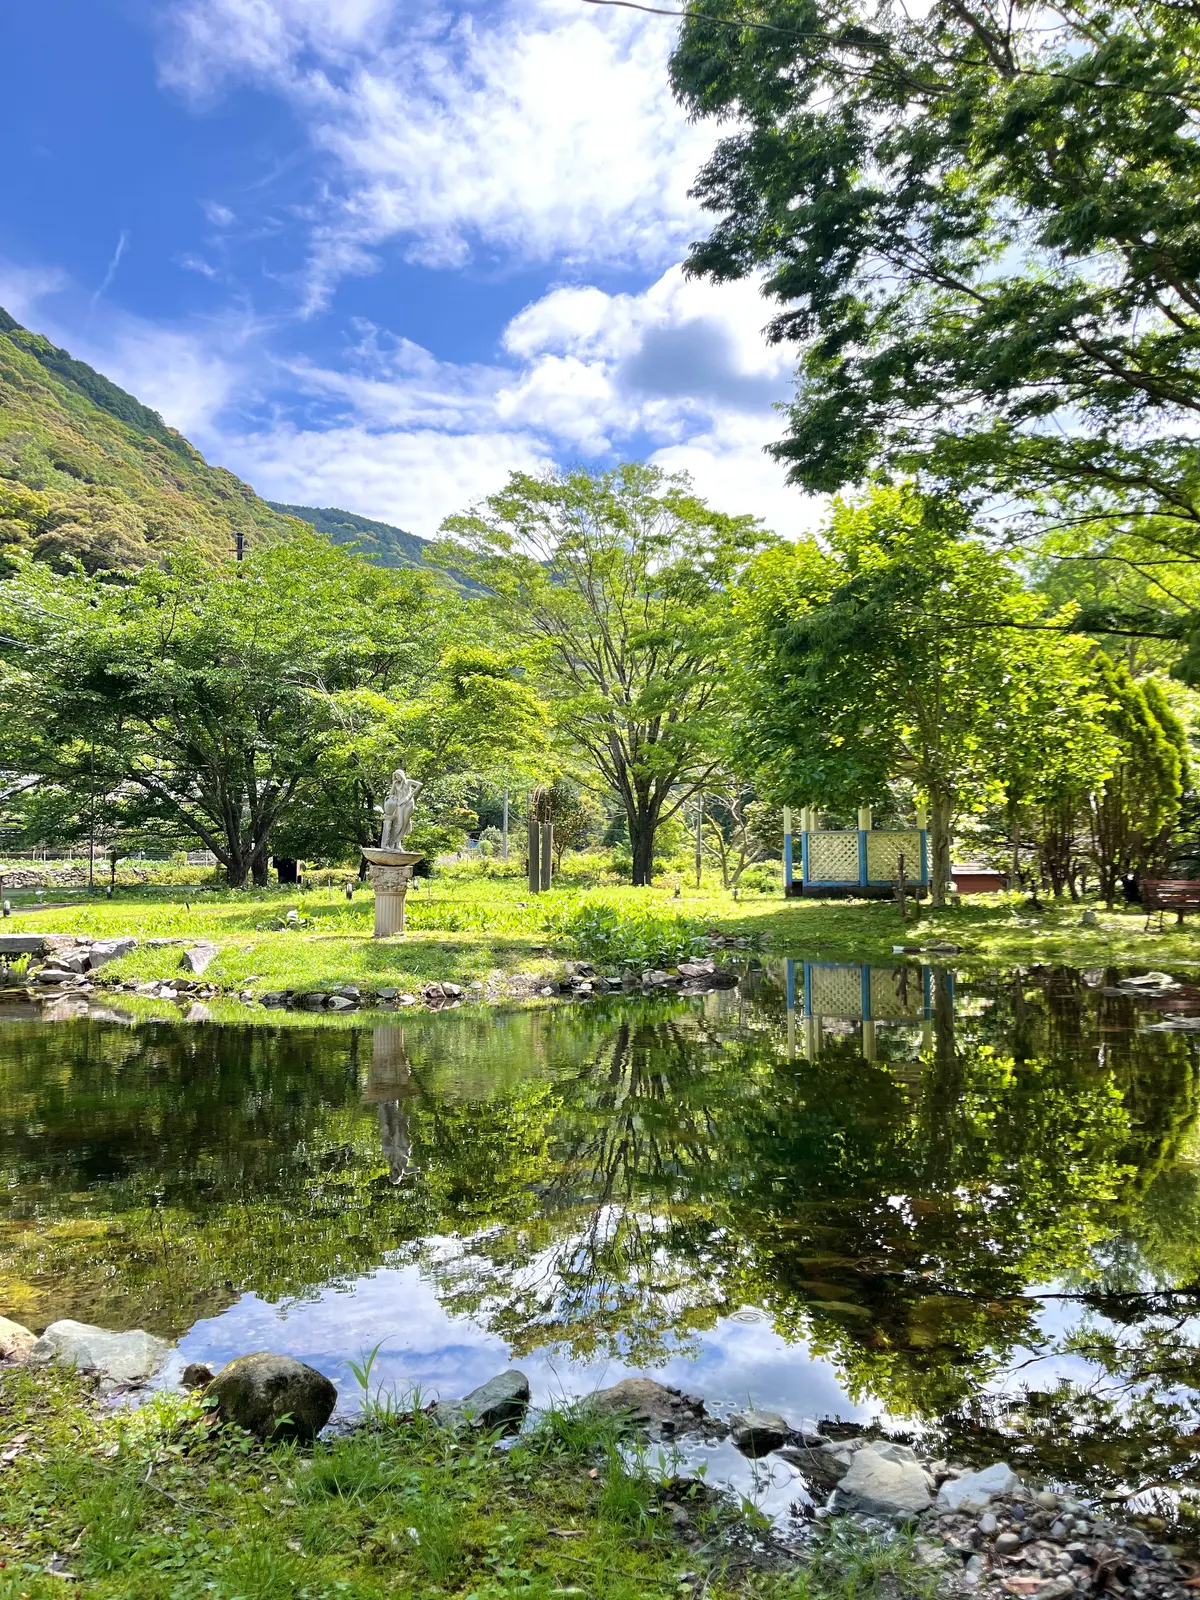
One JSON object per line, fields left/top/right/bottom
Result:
{"left": 437, "top": 465, "right": 770, "bottom": 885}
{"left": 0, "top": 533, "right": 449, "bottom": 885}
{"left": 1087, "top": 657, "right": 1184, "bottom": 907}
{"left": 731, "top": 485, "right": 1109, "bottom": 904}
{"left": 670, "top": 1, "right": 1200, "bottom": 621}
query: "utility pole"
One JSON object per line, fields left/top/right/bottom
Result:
{"left": 88, "top": 746, "right": 95, "bottom": 891}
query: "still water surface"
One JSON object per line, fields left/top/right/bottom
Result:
{"left": 3, "top": 960, "right": 1200, "bottom": 1512}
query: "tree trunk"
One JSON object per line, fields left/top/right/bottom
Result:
{"left": 630, "top": 817, "right": 657, "bottom": 886}
{"left": 225, "top": 858, "right": 249, "bottom": 888}
{"left": 251, "top": 848, "right": 270, "bottom": 888}
{"left": 928, "top": 788, "right": 953, "bottom": 909}
{"left": 1009, "top": 806, "right": 1021, "bottom": 889}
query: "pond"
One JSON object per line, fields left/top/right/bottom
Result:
{"left": 3, "top": 959, "right": 1200, "bottom": 1519}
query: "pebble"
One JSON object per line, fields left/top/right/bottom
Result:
{"left": 994, "top": 1530, "right": 1021, "bottom": 1555}
{"left": 978, "top": 1512, "right": 998, "bottom": 1537}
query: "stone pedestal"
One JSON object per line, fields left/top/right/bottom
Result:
{"left": 361, "top": 848, "right": 423, "bottom": 938}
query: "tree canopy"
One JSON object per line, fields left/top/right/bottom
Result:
{"left": 437, "top": 464, "right": 771, "bottom": 884}
{"left": 670, "top": 0, "right": 1200, "bottom": 601}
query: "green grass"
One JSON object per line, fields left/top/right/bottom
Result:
{"left": 5, "top": 861, "right": 1199, "bottom": 1014}
{"left": 0, "top": 1366, "right": 936, "bottom": 1600}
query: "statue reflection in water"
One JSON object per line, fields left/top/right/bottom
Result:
{"left": 363, "top": 1025, "right": 415, "bottom": 1184}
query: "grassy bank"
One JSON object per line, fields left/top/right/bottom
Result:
{"left": 4, "top": 866, "right": 1200, "bottom": 1007}
{"left": 0, "top": 1366, "right": 932, "bottom": 1600}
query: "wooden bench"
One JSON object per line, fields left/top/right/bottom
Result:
{"left": 1141, "top": 879, "right": 1200, "bottom": 930}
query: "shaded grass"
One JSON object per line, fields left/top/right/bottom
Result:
{"left": 0, "top": 1368, "right": 936, "bottom": 1600}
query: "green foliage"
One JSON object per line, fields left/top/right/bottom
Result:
{"left": 267, "top": 500, "right": 431, "bottom": 572}
{"left": 1087, "top": 653, "right": 1185, "bottom": 903}
{"left": 670, "top": 1, "right": 1200, "bottom": 596}
{"left": 545, "top": 894, "right": 707, "bottom": 968}
{"left": 438, "top": 463, "right": 771, "bottom": 884}
{"left": 732, "top": 485, "right": 1110, "bottom": 902}
{"left": 0, "top": 312, "right": 299, "bottom": 573}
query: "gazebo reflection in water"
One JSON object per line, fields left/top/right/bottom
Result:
{"left": 784, "top": 959, "right": 953, "bottom": 1061}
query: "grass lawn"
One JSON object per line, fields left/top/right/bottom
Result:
{"left": 0, "top": 1366, "right": 933, "bottom": 1600}
{"left": 3, "top": 863, "right": 1199, "bottom": 1007}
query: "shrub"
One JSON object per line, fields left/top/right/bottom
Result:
{"left": 545, "top": 895, "right": 707, "bottom": 968}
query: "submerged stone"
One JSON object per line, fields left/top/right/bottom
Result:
{"left": 937, "top": 1462, "right": 1021, "bottom": 1513}
{"left": 729, "top": 1408, "right": 791, "bottom": 1457}
{"left": 835, "top": 1446, "right": 933, "bottom": 1519}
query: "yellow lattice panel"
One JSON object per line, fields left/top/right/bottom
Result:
{"left": 869, "top": 966, "right": 924, "bottom": 1019}
{"left": 807, "top": 831, "right": 860, "bottom": 881}
{"left": 809, "top": 964, "right": 865, "bottom": 1018}
{"left": 865, "top": 831, "right": 921, "bottom": 882}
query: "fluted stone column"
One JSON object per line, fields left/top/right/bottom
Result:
{"left": 361, "top": 848, "right": 424, "bottom": 938}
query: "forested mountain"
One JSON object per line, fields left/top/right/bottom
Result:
{"left": 268, "top": 502, "right": 430, "bottom": 571}
{"left": 0, "top": 309, "right": 299, "bottom": 573}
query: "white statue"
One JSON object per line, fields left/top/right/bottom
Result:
{"left": 380, "top": 767, "right": 422, "bottom": 850}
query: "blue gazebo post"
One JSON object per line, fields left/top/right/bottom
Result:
{"left": 857, "top": 806, "right": 872, "bottom": 890}
{"left": 916, "top": 802, "right": 930, "bottom": 890}
{"left": 783, "top": 806, "right": 793, "bottom": 894}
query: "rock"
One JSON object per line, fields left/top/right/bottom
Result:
{"left": 996, "top": 1530, "right": 1022, "bottom": 1555}
{"left": 442, "top": 983, "right": 463, "bottom": 999}
{"left": 326, "top": 995, "right": 356, "bottom": 1011}
{"left": 433, "top": 1369, "right": 530, "bottom": 1431}
{"left": 979, "top": 1512, "right": 999, "bottom": 1537}
{"left": 586, "top": 1378, "right": 705, "bottom": 1435}
{"left": 208, "top": 1352, "right": 337, "bottom": 1441}
{"left": 0, "top": 1315, "right": 36, "bottom": 1363}
{"left": 179, "top": 943, "right": 218, "bottom": 976}
{"left": 34, "top": 968, "right": 75, "bottom": 984}
{"left": 184, "top": 1002, "right": 213, "bottom": 1022}
{"left": 86, "top": 937, "right": 138, "bottom": 970}
{"left": 780, "top": 1436, "right": 863, "bottom": 1483}
{"left": 180, "top": 1362, "right": 215, "bottom": 1389}
{"left": 28, "top": 1320, "right": 170, "bottom": 1387}
{"left": 642, "top": 969, "right": 675, "bottom": 986}
{"left": 377, "top": 988, "right": 398, "bottom": 1000}
{"left": 1031, "top": 1581, "right": 1076, "bottom": 1600}
{"left": 729, "top": 1409, "right": 791, "bottom": 1457}
{"left": 938, "top": 1462, "right": 1022, "bottom": 1513}
{"left": 835, "top": 1445, "right": 933, "bottom": 1519}
{"left": 677, "top": 959, "right": 715, "bottom": 979}
{"left": 260, "top": 992, "right": 285, "bottom": 1007}
{"left": 1080, "top": 909, "right": 1099, "bottom": 927}
{"left": 296, "top": 992, "right": 327, "bottom": 1010}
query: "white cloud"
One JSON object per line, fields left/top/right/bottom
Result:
{"left": 196, "top": 265, "right": 809, "bottom": 535}
{"left": 160, "top": 0, "right": 716, "bottom": 300}
{"left": 220, "top": 422, "right": 555, "bottom": 530}
{"left": 0, "top": 261, "right": 69, "bottom": 326}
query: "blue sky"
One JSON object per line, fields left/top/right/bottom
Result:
{"left": 0, "top": 0, "right": 807, "bottom": 536}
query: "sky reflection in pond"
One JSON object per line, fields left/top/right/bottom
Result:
{"left": 3, "top": 959, "right": 1200, "bottom": 1503}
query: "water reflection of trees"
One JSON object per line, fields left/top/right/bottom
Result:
{"left": 3, "top": 982, "right": 1200, "bottom": 1443}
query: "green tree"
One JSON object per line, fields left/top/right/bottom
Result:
{"left": 0, "top": 534, "right": 448, "bottom": 886}
{"left": 732, "top": 486, "right": 1108, "bottom": 904}
{"left": 669, "top": 1, "right": 1200, "bottom": 604}
{"left": 1087, "top": 655, "right": 1184, "bottom": 906}
{"left": 437, "top": 465, "right": 770, "bottom": 885}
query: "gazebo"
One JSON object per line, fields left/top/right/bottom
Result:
{"left": 783, "top": 806, "right": 930, "bottom": 898}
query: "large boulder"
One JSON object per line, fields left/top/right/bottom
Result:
{"left": 835, "top": 1444, "right": 934, "bottom": 1520}
{"left": 585, "top": 1378, "right": 705, "bottom": 1436}
{"left": 86, "top": 937, "right": 138, "bottom": 971}
{"left": 27, "top": 1319, "right": 170, "bottom": 1388}
{"left": 179, "top": 943, "right": 218, "bottom": 976}
{"left": 209, "top": 1352, "right": 337, "bottom": 1441}
{"left": 433, "top": 1369, "right": 530, "bottom": 1431}
{"left": 936, "top": 1461, "right": 1021, "bottom": 1513}
{"left": 0, "top": 1316, "right": 36, "bottom": 1364}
